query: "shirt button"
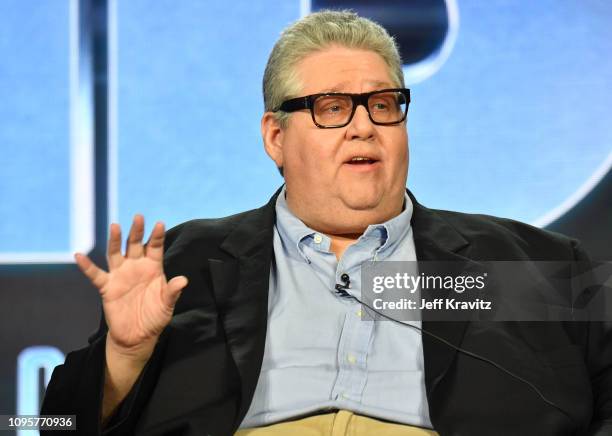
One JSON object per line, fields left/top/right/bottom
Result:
{"left": 314, "top": 233, "right": 323, "bottom": 244}
{"left": 356, "top": 309, "right": 363, "bottom": 318}
{"left": 347, "top": 354, "right": 357, "bottom": 364}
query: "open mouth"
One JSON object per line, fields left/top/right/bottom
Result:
{"left": 346, "top": 156, "right": 379, "bottom": 165}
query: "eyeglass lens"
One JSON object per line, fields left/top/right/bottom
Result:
{"left": 313, "top": 91, "right": 407, "bottom": 127}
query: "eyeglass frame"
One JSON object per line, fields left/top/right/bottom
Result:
{"left": 273, "top": 88, "right": 411, "bottom": 129}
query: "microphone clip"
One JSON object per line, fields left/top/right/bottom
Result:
{"left": 335, "top": 273, "right": 351, "bottom": 298}
{"left": 334, "top": 284, "right": 350, "bottom": 298}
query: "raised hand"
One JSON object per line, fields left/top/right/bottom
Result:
{"left": 75, "top": 215, "right": 188, "bottom": 358}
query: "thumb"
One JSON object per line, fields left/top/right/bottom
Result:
{"left": 163, "top": 275, "right": 188, "bottom": 308}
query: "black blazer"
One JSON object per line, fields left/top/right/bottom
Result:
{"left": 41, "top": 188, "right": 612, "bottom": 436}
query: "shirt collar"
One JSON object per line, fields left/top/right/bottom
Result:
{"left": 274, "top": 186, "right": 414, "bottom": 263}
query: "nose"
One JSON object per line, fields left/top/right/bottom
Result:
{"left": 346, "top": 104, "right": 375, "bottom": 140}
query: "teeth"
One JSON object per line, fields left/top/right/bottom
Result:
{"left": 351, "top": 157, "right": 371, "bottom": 161}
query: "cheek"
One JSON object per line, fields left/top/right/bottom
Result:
{"left": 390, "top": 133, "right": 408, "bottom": 168}
{"left": 284, "top": 133, "right": 341, "bottom": 177}
{"left": 386, "top": 133, "right": 409, "bottom": 177}
{"left": 284, "top": 142, "right": 317, "bottom": 174}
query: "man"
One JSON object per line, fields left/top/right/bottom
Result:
{"left": 42, "top": 10, "right": 611, "bottom": 436}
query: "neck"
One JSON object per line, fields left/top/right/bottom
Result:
{"left": 327, "top": 232, "right": 362, "bottom": 260}
{"left": 282, "top": 188, "right": 405, "bottom": 260}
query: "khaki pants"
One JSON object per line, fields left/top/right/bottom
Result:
{"left": 236, "top": 410, "right": 439, "bottom": 436}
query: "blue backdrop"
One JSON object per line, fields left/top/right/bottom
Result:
{"left": 0, "top": 1, "right": 610, "bottom": 433}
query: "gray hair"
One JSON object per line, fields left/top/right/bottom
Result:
{"left": 263, "top": 10, "right": 405, "bottom": 128}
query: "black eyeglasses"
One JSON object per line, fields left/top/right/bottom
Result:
{"left": 274, "top": 88, "right": 410, "bottom": 128}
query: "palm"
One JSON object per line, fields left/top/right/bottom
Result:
{"left": 75, "top": 215, "right": 187, "bottom": 351}
{"left": 102, "top": 257, "right": 170, "bottom": 347}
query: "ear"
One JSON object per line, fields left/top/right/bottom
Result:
{"left": 261, "top": 112, "right": 284, "bottom": 170}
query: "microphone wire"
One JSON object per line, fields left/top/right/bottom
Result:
{"left": 333, "top": 280, "right": 574, "bottom": 426}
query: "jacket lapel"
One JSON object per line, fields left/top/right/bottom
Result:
{"left": 407, "top": 190, "right": 475, "bottom": 400}
{"left": 208, "top": 188, "right": 281, "bottom": 424}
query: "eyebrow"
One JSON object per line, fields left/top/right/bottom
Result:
{"left": 320, "top": 80, "right": 394, "bottom": 93}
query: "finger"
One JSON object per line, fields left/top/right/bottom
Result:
{"left": 163, "top": 275, "right": 188, "bottom": 308}
{"left": 126, "top": 214, "right": 145, "bottom": 259}
{"left": 106, "top": 223, "right": 123, "bottom": 269}
{"left": 75, "top": 253, "right": 108, "bottom": 290}
{"left": 145, "top": 221, "right": 165, "bottom": 262}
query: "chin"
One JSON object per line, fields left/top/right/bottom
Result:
{"left": 339, "top": 185, "right": 404, "bottom": 216}
{"left": 341, "top": 193, "right": 384, "bottom": 211}
{"left": 339, "top": 183, "right": 388, "bottom": 205}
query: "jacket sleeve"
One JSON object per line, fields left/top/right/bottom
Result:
{"left": 39, "top": 225, "right": 191, "bottom": 435}
{"left": 575, "top": 241, "right": 612, "bottom": 435}
{"left": 40, "top": 311, "right": 169, "bottom": 436}
{"left": 39, "top": 325, "right": 107, "bottom": 436}
{"left": 586, "top": 316, "right": 612, "bottom": 434}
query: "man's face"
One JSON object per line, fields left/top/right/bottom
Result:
{"left": 263, "top": 45, "right": 409, "bottom": 234}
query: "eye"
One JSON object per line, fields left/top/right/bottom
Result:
{"left": 370, "top": 96, "right": 395, "bottom": 111}
{"left": 372, "top": 102, "right": 389, "bottom": 111}
{"left": 370, "top": 93, "right": 401, "bottom": 113}
{"left": 315, "top": 96, "right": 351, "bottom": 117}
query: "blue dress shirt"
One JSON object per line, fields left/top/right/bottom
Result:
{"left": 240, "top": 187, "right": 432, "bottom": 429}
